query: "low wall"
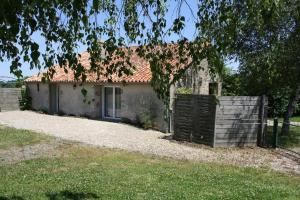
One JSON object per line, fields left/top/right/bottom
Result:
{"left": 0, "top": 88, "right": 21, "bottom": 111}
{"left": 173, "top": 95, "right": 267, "bottom": 147}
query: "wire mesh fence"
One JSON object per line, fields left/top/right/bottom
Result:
{"left": 266, "top": 118, "right": 300, "bottom": 157}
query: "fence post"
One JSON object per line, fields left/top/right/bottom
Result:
{"left": 258, "top": 95, "right": 267, "bottom": 147}
{"left": 273, "top": 118, "right": 278, "bottom": 148}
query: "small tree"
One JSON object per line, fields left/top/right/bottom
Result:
{"left": 221, "top": 67, "right": 242, "bottom": 96}
{"left": 19, "top": 86, "right": 32, "bottom": 110}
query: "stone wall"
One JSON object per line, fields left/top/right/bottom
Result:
{"left": 175, "top": 59, "right": 222, "bottom": 95}
{"left": 0, "top": 88, "right": 21, "bottom": 111}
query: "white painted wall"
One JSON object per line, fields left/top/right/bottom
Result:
{"left": 120, "top": 84, "right": 167, "bottom": 131}
{"left": 27, "top": 82, "right": 167, "bottom": 131}
{"left": 27, "top": 83, "right": 49, "bottom": 111}
{"left": 58, "top": 83, "right": 101, "bottom": 118}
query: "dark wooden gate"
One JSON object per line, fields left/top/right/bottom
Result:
{"left": 173, "top": 95, "right": 216, "bottom": 146}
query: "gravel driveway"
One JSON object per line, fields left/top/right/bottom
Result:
{"left": 0, "top": 111, "right": 299, "bottom": 174}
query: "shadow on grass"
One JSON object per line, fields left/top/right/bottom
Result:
{"left": 45, "top": 190, "right": 99, "bottom": 200}
{"left": 0, "top": 196, "right": 25, "bottom": 200}
{"left": 0, "top": 191, "right": 99, "bottom": 200}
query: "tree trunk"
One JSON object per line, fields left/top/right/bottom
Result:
{"left": 281, "top": 85, "right": 300, "bottom": 135}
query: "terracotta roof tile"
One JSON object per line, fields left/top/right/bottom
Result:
{"left": 25, "top": 45, "right": 190, "bottom": 83}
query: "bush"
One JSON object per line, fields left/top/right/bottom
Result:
{"left": 57, "top": 110, "right": 66, "bottom": 116}
{"left": 19, "top": 86, "right": 32, "bottom": 110}
{"left": 268, "top": 87, "right": 300, "bottom": 117}
{"left": 176, "top": 87, "right": 192, "bottom": 94}
{"left": 37, "top": 108, "right": 48, "bottom": 114}
{"left": 135, "top": 98, "right": 158, "bottom": 130}
{"left": 136, "top": 111, "right": 154, "bottom": 129}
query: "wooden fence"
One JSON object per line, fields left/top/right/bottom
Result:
{"left": 173, "top": 94, "right": 268, "bottom": 147}
{"left": 0, "top": 88, "right": 21, "bottom": 111}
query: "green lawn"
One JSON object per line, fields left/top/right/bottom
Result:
{"left": 272, "top": 116, "right": 300, "bottom": 123}
{"left": 266, "top": 124, "right": 300, "bottom": 148}
{"left": 286, "top": 116, "right": 300, "bottom": 122}
{"left": 277, "top": 126, "right": 300, "bottom": 148}
{"left": 1, "top": 127, "right": 300, "bottom": 199}
{"left": 0, "top": 125, "right": 50, "bottom": 150}
{"left": 290, "top": 116, "right": 300, "bottom": 122}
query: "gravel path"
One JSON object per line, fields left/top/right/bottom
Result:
{"left": 0, "top": 111, "right": 299, "bottom": 174}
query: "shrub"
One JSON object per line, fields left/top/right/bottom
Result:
{"left": 136, "top": 110, "right": 154, "bottom": 129}
{"left": 268, "top": 87, "right": 300, "bottom": 117}
{"left": 135, "top": 98, "right": 158, "bottom": 130}
{"left": 176, "top": 87, "right": 192, "bottom": 94}
{"left": 57, "top": 110, "right": 66, "bottom": 116}
{"left": 19, "top": 86, "right": 32, "bottom": 110}
{"left": 37, "top": 108, "right": 48, "bottom": 114}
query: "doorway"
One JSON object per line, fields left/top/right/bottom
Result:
{"left": 102, "top": 86, "right": 122, "bottom": 119}
{"left": 49, "top": 84, "right": 59, "bottom": 114}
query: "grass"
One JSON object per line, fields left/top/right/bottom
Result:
{"left": 0, "top": 125, "right": 51, "bottom": 150}
{"left": 277, "top": 126, "right": 300, "bottom": 148}
{"left": 0, "top": 127, "right": 300, "bottom": 199}
{"left": 270, "top": 116, "right": 300, "bottom": 123}
{"left": 290, "top": 116, "right": 300, "bottom": 122}
{"left": 266, "top": 123, "right": 300, "bottom": 148}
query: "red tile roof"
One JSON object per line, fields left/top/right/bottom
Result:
{"left": 25, "top": 45, "right": 191, "bottom": 83}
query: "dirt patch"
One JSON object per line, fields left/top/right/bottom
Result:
{"left": 291, "top": 147, "right": 300, "bottom": 154}
{"left": 0, "top": 140, "right": 63, "bottom": 164}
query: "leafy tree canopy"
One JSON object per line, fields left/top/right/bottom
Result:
{"left": 1, "top": 0, "right": 299, "bottom": 107}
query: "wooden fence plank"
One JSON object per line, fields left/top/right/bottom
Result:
{"left": 173, "top": 94, "right": 267, "bottom": 147}
{"left": 219, "top": 96, "right": 260, "bottom": 100}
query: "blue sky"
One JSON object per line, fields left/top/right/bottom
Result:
{"left": 0, "top": 1, "right": 238, "bottom": 80}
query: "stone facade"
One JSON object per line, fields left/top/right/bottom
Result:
{"left": 26, "top": 82, "right": 167, "bottom": 131}
{"left": 174, "top": 59, "right": 222, "bottom": 95}
{"left": 26, "top": 59, "right": 221, "bottom": 133}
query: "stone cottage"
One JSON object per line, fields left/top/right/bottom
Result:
{"left": 25, "top": 45, "right": 221, "bottom": 132}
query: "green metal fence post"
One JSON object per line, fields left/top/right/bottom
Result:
{"left": 273, "top": 118, "right": 278, "bottom": 148}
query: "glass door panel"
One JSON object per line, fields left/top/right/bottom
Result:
{"left": 115, "top": 88, "right": 122, "bottom": 118}
{"left": 104, "top": 87, "right": 113, "bottom": 117}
